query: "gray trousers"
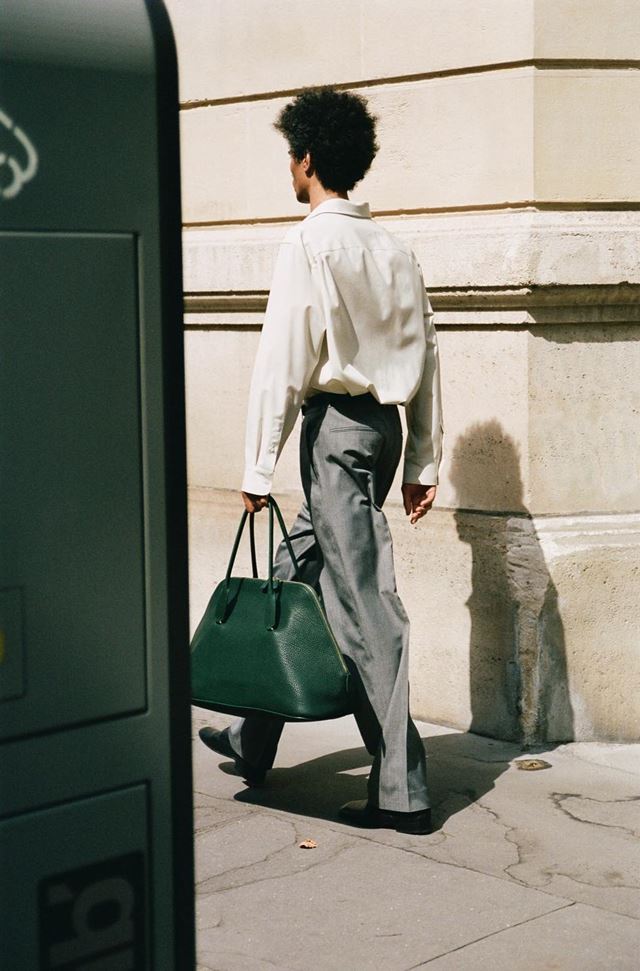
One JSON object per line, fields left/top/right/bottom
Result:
{"left": 229, "top": 392, "right": 429, "bottom": 812}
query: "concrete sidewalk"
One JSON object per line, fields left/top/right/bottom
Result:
{"left": 192, "top": 710, "right": 640, "bottom": 971}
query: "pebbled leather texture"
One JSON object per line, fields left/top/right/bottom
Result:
{"left": 191, "top": 572, "right": 354, "bottom": 721}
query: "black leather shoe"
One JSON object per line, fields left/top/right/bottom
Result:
{"left": 198, "top": 727, "right": 266, "bottom": 786}
{"left": 338, "top": 799, "right": 432, "bottom": 835}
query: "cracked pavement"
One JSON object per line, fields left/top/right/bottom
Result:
{"left": 192, "top": 710, "right": 640, "bottom": 970}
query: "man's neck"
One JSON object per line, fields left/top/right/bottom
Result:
{"left": 308, "top": 184, "right": 349, "bottom": 212}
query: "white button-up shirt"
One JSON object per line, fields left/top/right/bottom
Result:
{"left": 242, "top": 198, "right": 443, "bottom": 495}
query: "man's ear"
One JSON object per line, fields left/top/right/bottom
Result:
{"left": 303, "top": 151, "right": 314, "bottom": 176}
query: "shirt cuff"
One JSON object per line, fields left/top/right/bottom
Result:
{"left": 241, "top": 468, "right": 273, "bottom": 495}
{"left": 402, "top": 461, "right": 439, "bottom": 486}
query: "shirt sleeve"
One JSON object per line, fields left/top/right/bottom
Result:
{"left": 242, "top": 233, "right": 325, "bottom": 494}
{"left": 402, "top": 284, "right": 444, "bottom": 485}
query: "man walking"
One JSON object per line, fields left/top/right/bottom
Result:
{"left": 200, "top": 87, "right": 443, "bottom": 835}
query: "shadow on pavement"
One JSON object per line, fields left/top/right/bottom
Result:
{"left": 231, "top": 729, "right": 524, "bottom": 830}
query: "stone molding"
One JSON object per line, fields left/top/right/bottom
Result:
{"left": 531, "top": 511, "right": 640, "bottom": 558}
{"left": 188, "top": 487, "right": 640, "bottom": 539}
{"left": 179, "top": 58, "right": 640, "bottom": 111}
{"left": 184, "top": 283, "right": 640, "bottom": 329}
{"left": 182, "top": 212, "right": 640, "bottom": 318}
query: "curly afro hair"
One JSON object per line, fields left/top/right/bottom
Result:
{"left": 274, "top": 87, "right": 379, "bottom": 193}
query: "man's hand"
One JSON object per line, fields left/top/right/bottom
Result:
{"left": 241, "top": 491, "right": 269, "bottom": 513}
{"left": 402, "top": 483, "right": 436, "bottom": 525}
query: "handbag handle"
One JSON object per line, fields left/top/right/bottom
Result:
{"left": 215, "top": 497, "right": 301, "bottom": 627}
{"left": 264, "top": 496, "right": 303, "bottom": 630}
{"left": 267, "top": 497, "right": 301, "bottom": 582}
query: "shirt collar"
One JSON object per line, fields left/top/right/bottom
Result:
{"left": 305, "top": 198, "right": 371, "bottom": 220}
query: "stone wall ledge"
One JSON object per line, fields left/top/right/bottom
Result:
{"left": 184, "top": 282, "right": 640, "bottom": 329}
{"left": 530, "top": 511, "right": 640, "bottom": 558}
{"left": 183, "top": 210, "right": 640, "bottom": 295}
{"left": 179, "top": 59, "right": 640, "bottom": 110}
{"left": 189, "top": 487, "right": 640, "bottom": 540}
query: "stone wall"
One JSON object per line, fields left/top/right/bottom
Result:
{"left": 167, "top": 0, "right": 640, "bottom": 742}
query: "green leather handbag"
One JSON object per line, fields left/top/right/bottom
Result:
{"left": 190, "top": 497, "right": 353, "bottom": 720}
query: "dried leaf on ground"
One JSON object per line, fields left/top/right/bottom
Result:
{"left": 514, "top": 758, "right": 552, "bottom": 771}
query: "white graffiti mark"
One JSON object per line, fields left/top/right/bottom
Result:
{"left": 0, "top": 108, "right": 38, "bottom": 200}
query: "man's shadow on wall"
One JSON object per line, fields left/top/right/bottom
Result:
{"left": 233, "top": 421, "right": 573, "bottom": 828}
{"left": 449, "top": 420, "right": 573, "bottom": 748}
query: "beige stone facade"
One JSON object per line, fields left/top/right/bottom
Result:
{"left": 167, "top": 0, "right": 640, "bottom": 742}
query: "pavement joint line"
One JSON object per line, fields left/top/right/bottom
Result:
{"left": 402, "top": 899, "right": 577, "bottom": 970}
